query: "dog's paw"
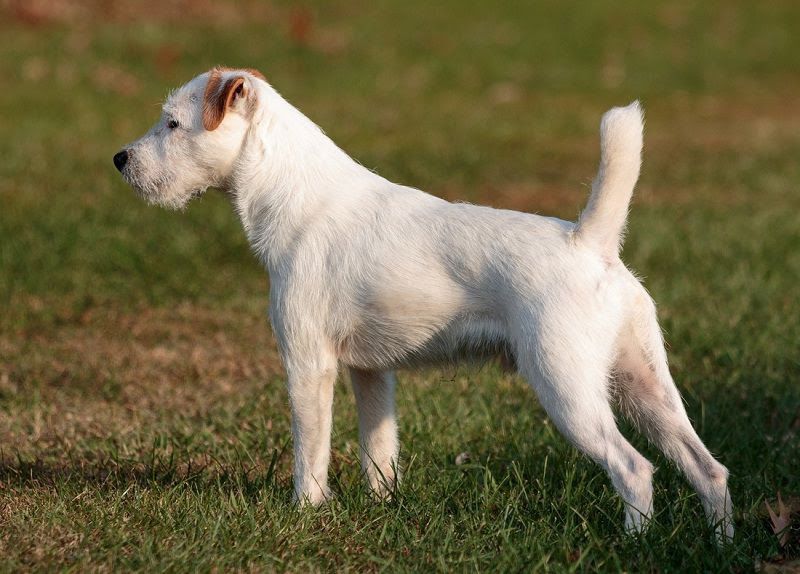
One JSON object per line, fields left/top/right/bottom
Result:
{"left": 623, "top": 505, "right": 653, "bottom": 536}
{"left": 293, "top": 485, "right": 331, "bottom": 507}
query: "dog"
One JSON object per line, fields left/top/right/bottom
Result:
{"left": 114, "top": 67, "right": 733, "bottom": 540}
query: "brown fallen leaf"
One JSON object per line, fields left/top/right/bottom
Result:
{"left": 756, "top": 557, "right": 800, "bottom": 574}
{"left": 765, "top": 492, "right": 792, "bottom": 548}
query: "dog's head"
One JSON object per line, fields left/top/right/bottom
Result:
{"left": 113, "top": 67, "right": 265, "bottom": 209}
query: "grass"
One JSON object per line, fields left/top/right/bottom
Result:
{"left": 1, "top": 0, "right": 799, "bottom": 571}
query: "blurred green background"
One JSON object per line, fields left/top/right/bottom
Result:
{"left": 0, "top": 0, "right": 798, "bottom": 571}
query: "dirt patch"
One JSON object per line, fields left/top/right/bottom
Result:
{"left": 0, "top": 303, "right": 284, "bottom": 453}
{"left": 649, "top": 84, "right": 800, "bottom": 154}
{"left": 1, "top": 0, "right": 276, "bottom": 27}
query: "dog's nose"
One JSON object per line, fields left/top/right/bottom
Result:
{"left": 113, "top": 150, "right": 129, "bottom": 172}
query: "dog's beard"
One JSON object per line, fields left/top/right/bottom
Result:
{"left": 127, "top": 182, "right": 193, "bottom": 211}
{"left": 122, "top": 167, "right": 206, "bottom": 211}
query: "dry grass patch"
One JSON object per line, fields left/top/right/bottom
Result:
{"left": 1, "top": 0, "right": 276, "bottom": 27}
{"left": 0, "top": 303, "right": 283, "bottom": 456}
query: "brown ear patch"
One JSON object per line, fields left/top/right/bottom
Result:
{"left": 203, "top": 71, "right": 247, "bottom": 131}
{"left": 202, "top": 69, "right": 224, "bottom": 131}
{"left": 210, "top": 65, "right": 265, "bottom": 81}
{"left": 202, "top": 67, "right": 266, "bottom": 131}
{"left": 243, "top": 68, "right": 266, "bottom": 81}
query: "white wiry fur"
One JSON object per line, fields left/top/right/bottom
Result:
{"left": 115, "top": 69, "right": 733, "bottom": 540}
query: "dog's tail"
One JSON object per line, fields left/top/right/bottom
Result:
{"left": 574, "top": 101, "right": 643, "bottom": 258}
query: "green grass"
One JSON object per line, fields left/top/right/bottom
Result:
{"left": 1, "top": 0, "right": 799, "bottom": 571}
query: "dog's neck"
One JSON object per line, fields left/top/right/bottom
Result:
{"left": 228, "top": 83, "right": 380, "bottom": 271}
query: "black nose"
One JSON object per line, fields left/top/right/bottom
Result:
{"left": 113, "top": 150, "right": 129, "bottom": 172}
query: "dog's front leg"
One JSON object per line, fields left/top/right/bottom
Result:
{"left": 285, "top": 352, "right": 338, "bottom": 506}
{"left": 350, "top": 369, "right": 399, "bottom": 497}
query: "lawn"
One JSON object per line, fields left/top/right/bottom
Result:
{"left": 0, "top": 0, "right": 798, "bottom": 571}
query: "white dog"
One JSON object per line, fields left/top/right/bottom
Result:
{"left": 114, "top": 67, "right": 733, "bottom": 539}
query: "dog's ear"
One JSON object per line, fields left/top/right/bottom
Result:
{"left": 243, "top": 68, "right": 266, "bottom": 81}
{"left": 202, "top": 70, "right": 251, "bottom": 131}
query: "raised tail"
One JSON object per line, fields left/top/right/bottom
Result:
{"left": 575, "top": 101, "right": 644, "bottom": 258}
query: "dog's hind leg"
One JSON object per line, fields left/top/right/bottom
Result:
{"left": 516, "top": 325, "right": 654, "bottom": 533}
{"left": 614, "top": 289, "right": 734, "bottom": 541}
{"left": 350, "top": 368, "right": 399, "bottom": 497}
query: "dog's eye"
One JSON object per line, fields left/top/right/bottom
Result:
{"left": 167, "top": 119, "right": 179, "bottom": 129}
